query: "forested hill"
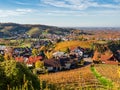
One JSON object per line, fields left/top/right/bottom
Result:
{"left": 0, "top": 23, "right": 72, "bottom": 38}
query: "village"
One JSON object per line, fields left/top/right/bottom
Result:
{"left": 0, "top": 42, "right": 89, "bottom": 73}
{"left": 0, "top": 31, "right": 120, "bottom": 74}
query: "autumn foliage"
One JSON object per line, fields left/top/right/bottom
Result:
{"left": 54, "top": 41, "right": 91, "bottom": 51}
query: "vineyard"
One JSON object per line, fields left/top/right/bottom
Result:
{"left": 95, "top": 64, "right": 120, "bottom": 89}
{"left": 39, "top": 65, "right": 108, "bottom": 90}
{"left": 39, "top": 64, "right": 120, "bottom": 90}
{"left": 54, "top": 41, "right": 92, "bottom": 51}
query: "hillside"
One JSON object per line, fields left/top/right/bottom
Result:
{"left": 39, "top": 65, "right": 104, "bottom": 89}
{"left": 94, "top": 64, "right": 120, "bottom": 89}
{"left": 0, "top": 23, "right": 71, "bottom": 38}
{"left": 39, "top": 64, "right": 120, "bottom": 89}
{"left": 54, "top": 41, "right": 92, "bottom": 51}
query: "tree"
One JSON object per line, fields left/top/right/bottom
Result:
{"left": 56, "top": 38, "right": 62, "bottom": 43}
{"left": 39, "top": 50, "right": 45, "bottom": 58}
{"left": 4, "top": 53, "right": 13, "bottom": 60}
{"left": 4, "top": 47, "right": 13, "bottom": 60}
{"left": 34, "top": 60, "right": 47, "bottom": 74}
{"left": 0, "top": 60, "right": 40, "bottom": 90}
{"left": 65, "top": 47, "right": 70, "bottom": 53}
{"left": 32, "top": 48, "right": 38, "bottom": 56}
{"left": 0, "top": 54, "right": 4, "bottom": 62}
{"left": 0, "top": 65, "right": 6, "bottom": 90}
{"left": 45, "top": 51, "right": 53, "bottom": 59}
{"left": 35, "top": 60, "right": 44, "bottom": 69}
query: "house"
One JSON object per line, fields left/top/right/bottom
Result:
{"left": 0, "top": 45, "right": 6, "bottom": 55}
{"left": 0, "top": 45, "right": 6, "bottom": 51}
{"left": 93, "top": 50, "right": 117, "bottom": 64}
{"left": 83, "top": 54, "right": 89, "bottom": 58}
{"left": 58, "top": 56, "right": 78, "bottom": 69}
{"left": 15, "top": 56, "right": 43, "bottom": 68}
{"left": 15, "top": 56, "right": 24, "bottom": 63}
{"left": 0, "top": 50, "right": 4, "bottom": 55}
{"left": 13, "top": 47, "right": 31, "bottom": 57}
{"left": 83, "top": 48, "right": 92, "bottom": 58}
{"left": 52, "top": 51, "right": 65, "bottom": 58}
{"left": 26, "top": 56, "right": 43, "bottom": 63}
{"left": 70, "top": 47, "right": 84, "bottom": 58}
{"left": 69, "top": 54, "right": 82, "bottom": 68}
{"left": 44, "top": 59, "right": 61, "bottom": 72}
{"left": 70, "top": 47, "right": 84, "bottom": 63}
{"left": 44, "top": 56, "right": 76, "bottom": 72}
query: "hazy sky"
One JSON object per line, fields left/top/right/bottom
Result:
{"left": 0, "top": 0, "right": 120, "bottom": 27}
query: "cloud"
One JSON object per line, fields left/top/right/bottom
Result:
{"left": 42, "top": 9, "right": 120, "bottom": 17}
{"left": 40, "top": 0, "right": 92, "bottom": 10}
{"left": 43, "top": 10, "right": 87, "bottom": 16}
{"left": 0, "top": 9, "right": 34, "bottom": 18}
{"left": 14, "top": 1, "right": 32, "bottom": 5}
{"left": 40, "top": 0, "right": 120, "bottom": 10}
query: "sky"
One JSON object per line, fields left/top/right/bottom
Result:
{"left": 0, "top": 0, "right": 120, "bottom": 27}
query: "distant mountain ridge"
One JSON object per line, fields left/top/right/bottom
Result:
{"left": 0, "top": 23, "right": 119, "bottom": 38}
{"left": 0, "top": 23, "right": 72, "bottom": 38}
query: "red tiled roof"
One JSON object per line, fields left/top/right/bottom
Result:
{"left": 93, "top": 50, "right": 117, "bottom": 64}
{"left": 15, "top": 57, "right": 24, "bottom": 63}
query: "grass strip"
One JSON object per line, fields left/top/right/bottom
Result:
{"left": 90, "top": 66, "right": 113, "bottom": 88}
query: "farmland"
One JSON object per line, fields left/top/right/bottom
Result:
{"left": 95, "top": 64, "right": 120, "bottom": 89}
{"left": 39, "top": 64, "right": 120, "bottom": 90}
